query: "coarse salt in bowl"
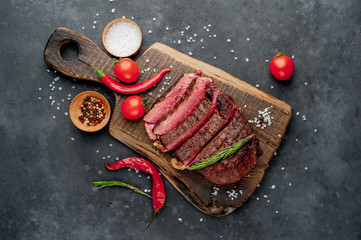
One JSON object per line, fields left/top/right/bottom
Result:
{"left": 102, "top": 18, "right": 142, "bottom": 58}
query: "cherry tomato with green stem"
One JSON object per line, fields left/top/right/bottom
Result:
{"left": 121, "top": 95, "right": 148, "bottom": 120}
{"left": 270, "top": 50, "right": 294, "bottom": 81}
{"left": 114, "top": 58, "right": 139, "bottom": 83}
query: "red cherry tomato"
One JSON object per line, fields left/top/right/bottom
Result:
{"left": 114, "top": 58, "right": 139, "bottom": 83}
{"left": 270, "top": 51, "right": 294, "bottom": 81}
{"left": 121, "top": 95, "right": 146, "bottom": 120}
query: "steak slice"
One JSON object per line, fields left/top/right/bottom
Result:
{"left": 154, "top": 84, "right": 221, "bottom": 152}
{"left": 191, "top": 108, "right": 260, "bottom": 185}
{"left": 153, "top": 76, "right": 214, "bottom": 136}
{"left": 144, "top": 71, "right": 201, "bottom": 140}
{"left": 172, "top": 93, "right": 236, "bottom": 166}
{"left": 144, "top": 70, "right": 201, "bottom": 124}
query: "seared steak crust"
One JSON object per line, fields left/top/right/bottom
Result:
{"left": 191, "top": 108, "right": 259, "bottom": 185}
{"left": 174, "top": 93, "right": 236, "bottom": 165}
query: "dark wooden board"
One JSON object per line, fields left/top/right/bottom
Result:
{"left": 44, "top": 28, "right": 292, "bottom": 216}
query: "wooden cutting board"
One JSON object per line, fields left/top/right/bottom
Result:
{"left": 44, "top": 27, "right": 291, "bottom": 216}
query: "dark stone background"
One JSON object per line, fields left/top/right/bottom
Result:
{"left": 1, "top": 0, "right": 360, "bottom": 239}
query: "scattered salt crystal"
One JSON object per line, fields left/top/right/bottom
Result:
{"left": 170, "top": 65, "right": 173, "bottom": 68}
{"left": 281, "top": 167, "right": 285, "bottom": 170}
{"left": 46, "top": 69, "right": 50, "bottom": 72}
{"left": 226, "top": 39, "right": 231, "bottom": 42}
{"left": 271, "top": 185, "right": 276, "bottom": 189}
{"left": 200, "top": 38, "right": 203, "bottom": 42}
{"left": 92, "top": 26, "right": 95, "bottom": 29}
{"left": 214, "top": 56, "right": 217, "bottom": 59}
{"left": 70, "top": 137, "right": 74, "bottom": 141}
{"left": 131, "top": 16, "right": 134, "bottom": 20}
{"left": 213, "top": 34, "right": 217, "bottom": 37}
{"left": 264, "top": 195, "right": 268, "bottom": 198}
{"left": 38, "top": 97, "right": 41, "bottom": 100}
{"left": 188, "top": 52, "right": 192, "bottom": 56}
{"left": 265, "top": 59, "right": 269, "bottom": 63}
{"left": 270, "top": 86, "right": 274, "bottom": 89}
{"left": 200, "top": 218, "right": 204, "bottom": 222}
{"left": 295, "top": 138, "right": 298, "bottom": 142}
{"left": 231, "top": 49, "right": 234, "bottom": 53}
{"left": 289, "top": 183, "right": 292, "bottom": 186}
{"left": 305, "top": 167, "right": 308, "bottom": 170}
{"left": 256, "top": 197, "right": 260, "bottom": 200}
{"left": 245, "top": 58, "right": 249, "bottom": 62}
{"left": 177, "top": 39, "right": 181, "bottom": 44}
{"left": 148, "top": 30, "right": 152, "bottom": 34}
{"left": 292, "top": 55, "right": 295, "bottom": 59}
{"left": 109, "top": 144, "right": 113, "bottom": 147}
{"left": 145, "top": 59, "right": 150, "bottom": 63}
{"left": 244, "top": 104, "right": 247, "bottom": 108}
{"left": 304, "top": 82, "right": 308, "bottom": 86}
{"left": 296, "top": 111, "right": 299, "bottom": 115}
{"left": 109, "top": 0, "right": 113, "bottom": 2}
{"left": 93, "top": 20, "right": 97, "bottom": 24}
{"left": 278, "top": 134, "right": 281, "bottom": 137}
{"left": 58, "top": 87, "right": 62, "bottom": 90}
{"left": 82, "top": 26, "right": 85, "bottom": 29}
{"left": 39, "top": 88, "right": 42, "bottom": 91}
{"left": 246, "top": 38, "right": 250, "bottom": 41}
{"left": 49, "top": 96, "right": 52, "bottom": 100}
{"left": 234, "top": 57, "right": 238, "bottom": 60}
{"left": 275, "top": 210, "right": 279, "bottom": 214}
{"left": 256, "top": 84, "right": 260, "bottom": 88}
{"left": 178, "top": 218, "right": 182, "bottom": 222}
{"left": 104, "top": 21, "right": 142, "bottom": 57}
{"left": 314, "top": 129, "right": 318, "bottom": 133}
{"left": 152, "top": 17, "right": 156, "bottom": 21}
{"left": 111, "top": 8, "right": 115, "bottom": 13}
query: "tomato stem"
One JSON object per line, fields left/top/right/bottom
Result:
{"left": 113, "top": 58, "right": 123, "bottom": 65}
{"left": 275, "top": 49, "right": 283, "bottom": 57}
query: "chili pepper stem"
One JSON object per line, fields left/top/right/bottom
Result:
{"left": 146, "top": 210, "right": 159, "bottom": 227}
{"left": 89, "top": 64, "right": 105, "bottom": 79}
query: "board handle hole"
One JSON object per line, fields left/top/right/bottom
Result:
{"left": 59, "top": 40, "right": 79, "bottom": 62}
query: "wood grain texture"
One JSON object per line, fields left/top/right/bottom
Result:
{"left": 44, "top": 28, "right": 291, "bottom": 216}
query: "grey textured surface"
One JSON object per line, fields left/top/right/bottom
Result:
{"left": 1, "top": 0, "right": 361, "bottom": 239}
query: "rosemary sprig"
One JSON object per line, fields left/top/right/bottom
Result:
{"left": 93, "top": 180, "right": 152, "bottom": 199}
{"left": 189, "top": 134, "right": 254, "bottom": 171}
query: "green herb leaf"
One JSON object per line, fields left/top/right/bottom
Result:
{"left": 93, "top": 180, "right": 152, "bottom": 198}
{"left": 142, "top": 99, "right": 150, "bottom": 112}
{"left": 189, "top": 134, "right": 254, "bottom": 171}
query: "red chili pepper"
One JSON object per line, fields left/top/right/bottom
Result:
{"left": 91, "top": 66, "right": 170, "bottom": 95}
{"left": 105, "top": 157, "right": 166, "bottom": 227}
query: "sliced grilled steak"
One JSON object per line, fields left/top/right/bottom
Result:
{"left": 144, "top": 70, "right": 201, "bottom": 124}
{"left": 143, "top": 71, "right": 201, "bottom": 140}
{"left": 191, "top": 108, "right": 259, "bottom": 185}
{"left": 172, "top": 93, "right": 236, "bottom": 166}
{"left": 154, "top": 84, "right": 221, "bottom": 152}
{"left": 153, "top": 76, "right": 214, "bottom": 136}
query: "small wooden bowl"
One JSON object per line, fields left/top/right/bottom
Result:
{"left": 102, "top": 18, "right": 143, "bottom": 58}
{"left": 69, "top": 91, "right": 111, "bottom": 132}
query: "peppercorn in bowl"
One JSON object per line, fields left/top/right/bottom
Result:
{"left": 69, "top": 91, "right": 111, "bottom": 132}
